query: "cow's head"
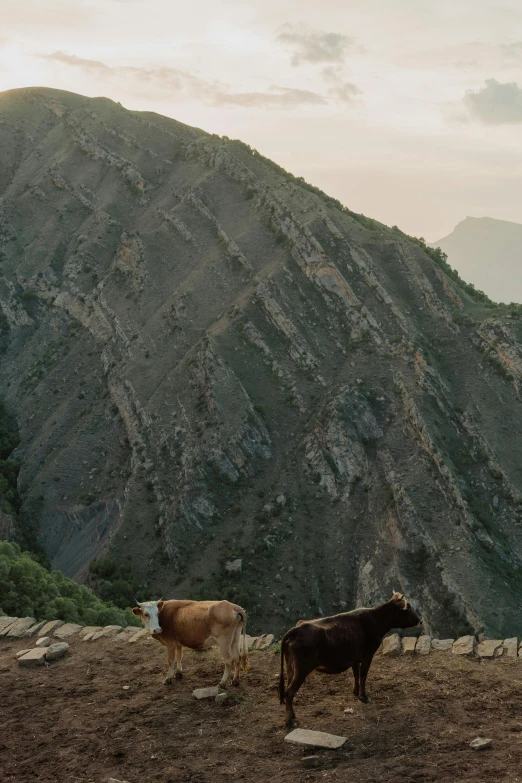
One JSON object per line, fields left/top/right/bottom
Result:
{"left": 132, "top": 599, "right": 165, "bottom": 635}
{"left": 390, "top": 591, "right": 421, "bottom": 628}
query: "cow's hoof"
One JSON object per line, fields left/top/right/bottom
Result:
{"left": 163, "top": 677, "right": 173, "bottom": 685}
{"left": 285, "top": 718, "right": 298, "bottom": 729}
{"left": 231, "top": 679, "right": 240, "bottom": 687}
{"left": 358, "top": 695, "right": 371, "bottom": 704}
{"left": 175, "top": 671, "right": 183, "bottom": 680}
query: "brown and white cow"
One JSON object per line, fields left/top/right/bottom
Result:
{"left": 132, "top": 599, "right": 249, "bottom": 688}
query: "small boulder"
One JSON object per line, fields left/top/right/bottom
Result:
{"left": 128, "top": 629, "right": 149, "bottom": 644}
{"left": 79, "top": 626, "right": 102, "bottom": 639}
{"left": 225, "top": 559, "right": 242, "bottom": 575}
{"left": 23, "top": 621, "right": 46, "bottom": 637}
{"left": 382, "top": 633, "right": 401, "bottom": 656}
{"left": 36, "top": 636, "right": 50, "bottom": 647}
{"left": 402, "top": 637, "right": 417, "bottom": 655}
{"left": 503, "top": 637, "right": 518, "bottom": 658}
{"left": 470, "top": 737, "right": 493, "bottom": 750}
{"left": 54, "top": 623, "right": 82, "bottom": 639}
{"left": 0, "top": 616, "right": 17, "bottom": 634}
{"left": 431, "top": 639, "right": 454, "bottom": 652}
{"left": 256, "top": 634, "right": 275, "bottom": 650}
{"left": 415, "top": 636, "right": 432, "bottom": 655}
{"left": 90, "top": 625, "right": 123, "bottom": 641}
{"left": 38, "top": 620, "right": 63, "bottom": 637}
{"left": 477, "top": 640, "right": 503, "bottom": 659}
{"left": 46, "top": 642, "right": 70, "bottom": 661}
{"left": 193, "top": 686, "right": 220, "bottom": 700}
{"left": 453, "top": 636, "right": 476, "bottom": 656}
{"left": 18, "top": 648, "right": 48, "bottom": 666}
{"left": 215, "top": 692, "right": 228, "bottom": 704}
{"left": 284, "top": 729, "right": 347, "bottom": 749}
{"left": 6, "top": 617, "right": 36, "bottom": 638}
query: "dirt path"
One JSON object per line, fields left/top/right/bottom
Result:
{"left": 1, "top": 636, "right": 522, "bottom": 783}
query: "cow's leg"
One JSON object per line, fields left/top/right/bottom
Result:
{"left": 357, "top": 654, "right": 374, "bottom": 704}
{"left": 352, "top": 662, "right": 361, "bottom": 698}
{"left": 230, "top": 626, "right": 241, "bottom": 686}
{"left": 174, "top": 643, "right": 183, "bottom": 680}
{"left": 217, "top": 636, "right": 234, "bottom": 688}
{"left": 285, "top": 668, "right": 308, "bottom": 729}
{"left": 164, "top": 642, "right": 177, "bottom": 685}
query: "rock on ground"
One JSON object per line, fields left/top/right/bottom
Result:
{"left": 46, "top": 642, "right": 70, "bottom": 661}
{"left": 477, "top": 640, "right": 503, "bottom": 658}
{"left": 0, "top": 617, "right": 17, "bottom": 634}
{"left": 192, "top": 687, "right": 220, "bottom": 700}
{"left": 402, "top": 637, "right": 417, "bottom": 655}
{"left": 128, "top": 628, "right": 149, "bottom": 643}
{"left": 90, "top": 626, "right": 123, "bottom": 641}
{"left": 23, "top": 621, "right": 46, "bottom": 637}
{"left": 503, "top": 638, "right": 518, "bottom": 658}
{"left": 415, "top": 636, "right": 432, "bottom": 655}
{"left": 6, "top": 617, "right": 36, "bottom": 638}
{"left": 15, "top": 649, "right": 32, "bottom": 659}
{"left": 284, "top": 729, "right": 347, "bottom": 749}
{"left": 18, "top": 648, "right": 48, "bottom": 666}
{"left": 78, "top": 626, "right": 102, "bottom": 639}
{"left": 38, "top": 620, "right": 63, "bottom": 637}
{"left": 453, "top": 636, "right": 476, "bottom": 656}
{"left": 382, "top": 634, "right": 401, "bottom": 656}
{"left": 54, "top": 623, "right": 82, "bottom": 639}
{"left": 431, "top": 639, "right": 454, "bottom": 651}
{"left": 470, "top": 737, "right": 493, "bottom": 750}
{"left": 36, "top": 636, "right": 50, "bottom": 647}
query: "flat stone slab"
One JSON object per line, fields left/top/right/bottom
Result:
{"left": 402, "top": 637, "right": 417, "bottom": 655}
{"left": 416, "top": 635, "right": 432, "bottom": 655}
{"left": 46, "top": 642, "right": 69, "bottom": 661}
{"left": 477, "top": 640, "right": 503, "bottom": 658}
{"left": 15, "top": 648, "right": 32, "bottom": 659}
{"left": 18, "top": 648, "right": 48, "bottom": 666}
{"left": 470, "top": 737, "right": 493, "bottom": 750}
{"left": 382, "top": 633, "right": 401, "bottom": 656}
{"left": 128, "top": 628, "right": 149, "bottom": 644}
{"left": 38, "top": 620, "right": 63, "bottom": 637}
{"left": 79, "top": 626, "right": 102, "bottom": 639}
{"left": 54, "top": 623, "right": 82, "bottom": 639}
{"left": 36, "top": 636, "right": 50, "bottom": 647}
{"left": 453, "top": 636, "right": 476, "bottom": 656}
{"left": 252, "top": 633, "right": 275, "bottom": 650}
{"left": 193, "top": 686, "right": 220, "bottom": 700}
{"left": 284, "top": 729, "right": 347, "bottom": 749}
{"left": 503, "top": 638, "right": 518, "bottom": 658}
{"left": 6, "top": 617, "right": 36, "bottom": 638}
{"left": 0, "top": 616, "right": 17, "bottom": 635}
{"left": 23, "top": 621, "right": 46, "bottom": 637}
{"left": 90, "top": 625, "right": 123, "bottom": 641}
{"left": 431, "top": 639, "right": 454, "bottom": 651}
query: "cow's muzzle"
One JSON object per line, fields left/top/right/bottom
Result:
{"left": 152, "top": 628, "right": 162, "bottom": 635}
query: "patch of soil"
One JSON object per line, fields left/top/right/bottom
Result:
{"left": 1, "top": 637, "right": 522, "bottom": 783}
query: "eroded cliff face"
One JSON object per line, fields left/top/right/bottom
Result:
{"left": 1, "top": 87, "right": 522, "bottom": 635}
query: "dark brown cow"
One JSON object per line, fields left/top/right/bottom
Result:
{"left": 279, "top": 592, "right": 420, "bottom": 726}
{"left": 132, "top": 599, "right": 249, "bottom": 688}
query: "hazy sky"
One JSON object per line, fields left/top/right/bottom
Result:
{"left": 1, "top": 0, "right": 522, "bottom": 239}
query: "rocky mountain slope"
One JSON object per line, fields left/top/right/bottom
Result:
{"left": 432, "top": 216, "right": 522, "bottom": 305}
{"left": 1, "top": 87, "right": 522, "bottom": 636}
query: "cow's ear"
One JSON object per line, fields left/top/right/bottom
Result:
{"left": 132, "top": 606, "right": 142, "bottom": 616}
{"left": 157, "top": 601, "right": 165, "bottom": 612}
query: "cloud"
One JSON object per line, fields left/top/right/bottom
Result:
{"left": 463, "top": 78, "right": 522, "bottom": 124}
{"left": 277, "top": 24, "right": 355, "bottom": 66}
{"left": 40, "top": 51, "right": 326, "bottom": 110}
{"left": 321, "top": 66, "right": 361, "bottom": 104}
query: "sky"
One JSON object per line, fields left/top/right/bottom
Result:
{"left": 1, "top": 0, "right": 522, "bottom": 240}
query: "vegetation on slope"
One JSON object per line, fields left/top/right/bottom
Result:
{"left": 0, "top": 541, "right": 140, "bottom": 626}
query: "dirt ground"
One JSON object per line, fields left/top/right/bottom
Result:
{"left": 1, "top": 636, "right": 522, "bottom": 783}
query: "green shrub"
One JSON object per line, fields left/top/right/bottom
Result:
{"left": 0, "top": 541, "right": 139, "bottom": 625}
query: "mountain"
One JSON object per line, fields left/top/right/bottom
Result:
{"left": 432, "top": 216, "right": 522, "bottom": 305}
{"left": 1, "top": 87, "right": 522, "bottom": 637}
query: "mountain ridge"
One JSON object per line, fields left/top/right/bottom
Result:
{"left": 1, "top": 87, "right": 522, "bottom": 636}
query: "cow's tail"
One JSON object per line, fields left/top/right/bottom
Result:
{"left": 279, "top": 629, "right": 293, "bottom": 704}
{"left": 237, "top": 608, "right": 249, "bottom": 673}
